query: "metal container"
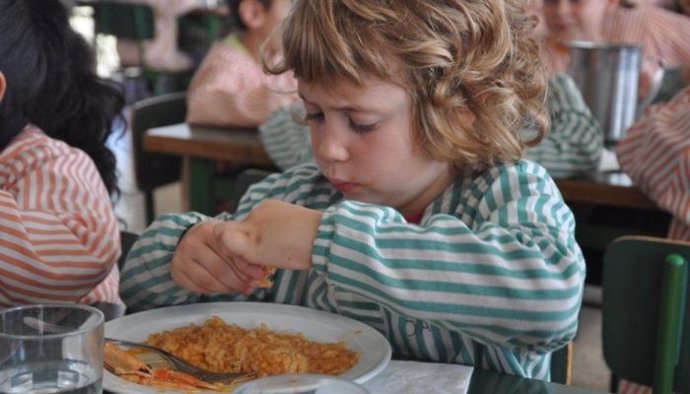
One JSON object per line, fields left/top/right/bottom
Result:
{"left": 566, "top": 41, "right": 645, "bottom": 147}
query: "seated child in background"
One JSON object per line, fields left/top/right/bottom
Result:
{"left": 618, "top": 85, "right": 690, "bottom": 240}
{"left": 121, "top": 0, "right": 585, "bottom": 380}
{"left": 543, "top": 0, "right": 690, "bottom": 99}
{"left": 522, "top": 0, "right": 604, "bottom": 177}
{"left": 0, "top": 0, "right": 124, "bottom": 306}
{"left": 186, "top": 0, "right": 296, "bottom": 127}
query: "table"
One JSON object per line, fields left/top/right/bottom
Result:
{"left": 143, "top": 123, "right": 662, "bottom": 216}
{"left": 556, "top": 172, "right": 659, "bottom": 211}
{"left": 468, "top": 369, "right": 603, "bottom": 393}
{"left": 144, "top": 123, "right": 275, "bottom": 214}
{"left": 103, "top": 365, "right": 604, "bottom": 394}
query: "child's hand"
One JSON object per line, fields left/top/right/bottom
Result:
{"left": 170, "top": 219, "right": 267, "bottom": 294}
{"left": 216, "top": 200, "right": 322, "bottom": 278}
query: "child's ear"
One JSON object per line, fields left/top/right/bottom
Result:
{"left": 0, "top": 72, "right": 6, "bottom": 103}
{"left": 238, "top": 0, "right": 267, "bottom": 31}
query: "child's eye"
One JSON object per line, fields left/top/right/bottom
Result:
{"left": 348, "top": 119, "right": 376, "bottom": 134}
{"left": 304, "top": 112, "right": 324, "bottom": 123}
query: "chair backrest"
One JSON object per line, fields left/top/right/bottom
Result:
{"left": 602, "top": 236, "right": 689, "bottom": 393}
{"left": 130, "top": 92, "right": 186, "bottom": 222}
{"left": 118, "top": 230, "right": 140, "bottom": 270}
{"left": 130, "top": 92, "right": 186, "bottom": 190}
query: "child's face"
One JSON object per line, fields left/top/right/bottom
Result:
{"left": 543, "top": 0, "right": 615, "bottom": 42}
{"left": 299, "top": 75, "right": 455, "bottom": 216}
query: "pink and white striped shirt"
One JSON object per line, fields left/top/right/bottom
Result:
{"left": 0, "top": 126, "right": 122, "bottom": 307}
{"left": 602, "top": 5, "right": 690, "bottom": 67}
{"left": 543, "top": 5, "right": 690, "bottom": 74}
{"left": 617, "top": 86, "right": 690, "bottom": 241}
{"left": 186, "top": 35, "right": 297, "bottom": 128}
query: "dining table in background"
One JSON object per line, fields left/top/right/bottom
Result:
{"left": 143, "top": 123, "right": 275, "bottom": 215}
{"left": 143, "top": 122, "right": 663, "bottom": 217}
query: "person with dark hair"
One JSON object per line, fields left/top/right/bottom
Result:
{"left": 0, "top": 0, "right": 125, "bottom": 307}
{"left": 185, "top": 0, "right": 296, "bottom": 127}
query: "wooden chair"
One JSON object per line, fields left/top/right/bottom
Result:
{"left": 602, "top": 236, "right": 689, "bottom": 394}
{"left": 91, "top": 2, "right": 192, "bottom": 95}
{"left": 550, "top": 342, "right": 573, "bottom": 385}
{"left": 130, "top": 92, "right": 186, "bottom": 224}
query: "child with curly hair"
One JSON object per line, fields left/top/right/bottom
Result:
{"left": 122, "top": 0, "right": 585, "bottom": 380}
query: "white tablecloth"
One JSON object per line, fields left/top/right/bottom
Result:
{"left": 362, "top": 360, "right": 473, "bottom": 394}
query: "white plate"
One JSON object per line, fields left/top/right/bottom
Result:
{"left": 103, "top": 302, "right": 392, "bottom": 394}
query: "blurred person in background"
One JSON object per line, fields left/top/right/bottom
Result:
{"left": 185, "top": 0, "right": 296, "bottom": 127}
{"left": 615, "top": 82, "right": 690, "bottom": 394}
{"left": 541, "top": 0, "right": 690, "bottom": 100}
{"left": 0, "top": 0, "right": 125, "bottom": 307}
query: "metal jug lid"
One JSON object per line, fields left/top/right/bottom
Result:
{"left": 565, "top": 40, "right": 642, "bottom": 51}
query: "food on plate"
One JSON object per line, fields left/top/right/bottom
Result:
{"left": 145, "top": 316, "right": 359, "bottom": 378}
{"left": 104, "top": 342, "right": 223, "bottom": 392}
{"left": 254, "top": 267, "right": 276, "bottom": 288}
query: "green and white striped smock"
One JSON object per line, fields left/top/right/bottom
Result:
{"left": 524, "top": 74, "right": 603, "bottom": 178}
{"left": 120, "top": 160, "right": 585, "bottom": 380}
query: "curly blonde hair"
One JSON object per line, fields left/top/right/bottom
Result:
{"left": 268, "top": 0, "right": 548, "bottom": 172}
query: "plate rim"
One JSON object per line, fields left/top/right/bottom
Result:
{"left": 103, "top": 302, "right": 392, "bottom": 394}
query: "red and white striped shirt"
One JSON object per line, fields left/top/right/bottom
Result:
{"left": 618, "top": 86, "right": 690, "bottom": 241}
{"left": 543, "top": 5, "right": 690, "bottom": 74}
{"left": 185, "top": 34, "right": 298, "bottom": 128}
{"left": 0, "top": 126, "right": 122, "bottom": 307}
{"left": 602, "top": 5, "right": 690, "bottom": 67}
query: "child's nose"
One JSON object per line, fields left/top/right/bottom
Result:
{"left": 316, "top": 125, "right": 350, "bottom": 163}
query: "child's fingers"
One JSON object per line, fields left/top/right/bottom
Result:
{"left": 172, "top": 247, "right": 255, "bottom": 293}
{"left": 172, "top": 259, "right": 236, "bottom": 293}
{"left": 212, "top": 222, "right": 264, "bottom": 272}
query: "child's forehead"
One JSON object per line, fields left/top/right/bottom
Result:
{"left": 297, "top": 75, "right": 410, "bottom": 109}
{"left": 298, "top": 74, "right": 393, "bottom": 97}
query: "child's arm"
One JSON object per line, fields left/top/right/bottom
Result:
{"left": 524, "top": 73, "right": 603, "bottom": 178}
{"left": 119, "top": 169, "right": 301, "bottom": 312}
{"left": 307, "top": 164, "right": 584, "bottom": 352}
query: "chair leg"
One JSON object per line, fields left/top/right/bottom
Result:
{"left": 609, "top": 373, "right": 619, "bottom": 393}
{"left": 144, "top": 190, "right": 155, "bottom": 225}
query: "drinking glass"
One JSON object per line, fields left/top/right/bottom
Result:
{"left": 0, "top": 304, "right": 104, "bottom": 393}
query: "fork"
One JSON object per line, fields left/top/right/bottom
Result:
{"left": 105, "top": 338, "right": 255, "bottom": 383}
{"left": 22, "top": 316, "right": 255, "bottom": 384}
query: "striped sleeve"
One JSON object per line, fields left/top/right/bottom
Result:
{"left": 0, "top": 128, "right": 121, "bottom": 306}
{"left": 603, "top": 5, "right": 690, "bottom": 67}
{"left": 120, "top": 166, "right": 336, "bottom": 311}
{"left": 258, "top": 104, "right": 313, "bottom": 171}
{"left": 185, "top": 41, "right": 297, "bottom": 128}
{"left": 524, "top": 74, "right": 603, "bottom": 178}
{"left": 312, "top": 162, "right": 584, "bottom": 351}
{"left": 617, "top": 86, "right": 690, "bottom": 241}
